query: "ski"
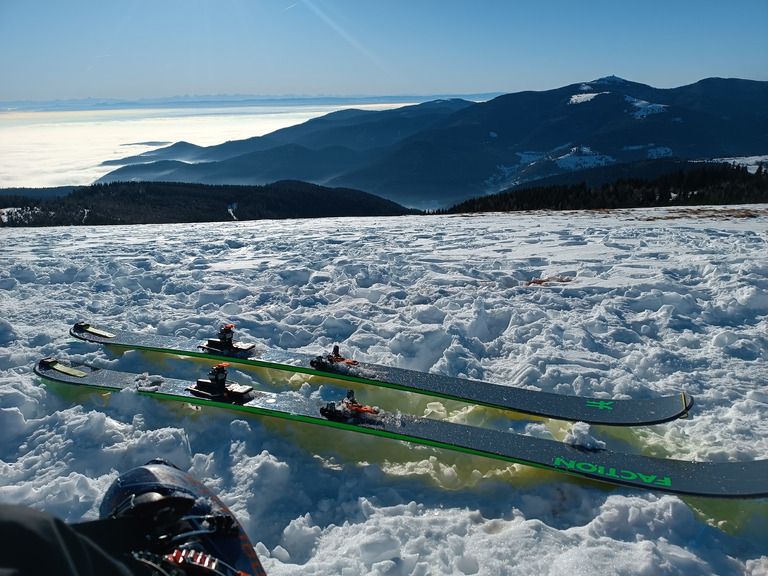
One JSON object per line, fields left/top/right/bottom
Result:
{"left": 70, "top": 322, "right": 693, "bottom": 426}
{"left": 35, "top": 358, "right": 767, "bottom": 499}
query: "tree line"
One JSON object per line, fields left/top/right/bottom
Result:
{"left": 441, "top": 163, "right": 768, "bottom": 214}
{"left": 0, "top": 180, "right": 416, "bottom": 226}
{"left": 2, "top": 163, "right": 766, "bottom": 226}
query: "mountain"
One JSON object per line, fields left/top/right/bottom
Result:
{"left": 97, "top": 78, "right": 768, "bottom": 209}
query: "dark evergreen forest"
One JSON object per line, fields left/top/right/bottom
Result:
{"left": 441, "top": 163, "right": 768, "bottom": 214}
{"left": 0, "top": 180, "right": 416, "bottom": 226}
{"left": 2, "top": 163, "right": 766, "bottom": 226}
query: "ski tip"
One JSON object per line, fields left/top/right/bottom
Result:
{"left": 71, "top": 321, "right": 116, "bottom": 339}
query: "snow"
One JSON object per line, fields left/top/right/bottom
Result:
{"left": 625, "top": 96, "right": 668, "bottom": 118}
{"left": 516, "top": 151, "right": 547, "bottom": 164}
{"left": 594, "top": 76, "right": 629, "bottom": 86}
{"left": 709, "top": 155, "right": 768, "bottom": 174}
{"left": 2, "top": 208, "right": 768, "bottom": 574}
{"left": 568, "top": 92, "right": 608, "bottom": 105}
{"left": 648, "top": 146, "right": 674, "bottom": 159}
{"left": 555, "top": 146, "right": 615, "bottom": 170}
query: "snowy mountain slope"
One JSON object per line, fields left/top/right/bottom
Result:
{"left": 97, "top": 78, "right": 768, "bottom": 209}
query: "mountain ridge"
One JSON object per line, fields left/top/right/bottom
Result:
{"left": 96, "top": 77, "right": 768, "bottom": 209}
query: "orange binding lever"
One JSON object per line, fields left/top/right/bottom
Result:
{"left": 343, "top": 391, "right": 380, "bottom": 415}
{"left": 329, "top": 345, "right": 360, "bottom": 366}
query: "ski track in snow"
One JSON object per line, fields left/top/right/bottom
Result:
{"left": 1, "top": 208, "right": 768, "bottom": 575}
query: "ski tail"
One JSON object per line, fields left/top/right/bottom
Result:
{"left": 73, "top": 321, "right": 116, "bottom": 339}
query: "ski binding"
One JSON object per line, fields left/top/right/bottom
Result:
{"left": 311, "top": 345, "right": 361, "bottom": 371}
{"left": 185, "top": 363, "right": 254, "bottom": 403}
{"left": 199, "top": 324, "right": 256, "bottom": 357}
{"left": 320, "top": 389, "right": 380, "bottom": 422}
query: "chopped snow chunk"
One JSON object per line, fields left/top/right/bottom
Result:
{"left": 565, "top": 422, "right": 606, "bottom": 450}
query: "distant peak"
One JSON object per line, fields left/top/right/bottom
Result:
{"left": 592, "top": 75, "right": 628, "bottom": 85}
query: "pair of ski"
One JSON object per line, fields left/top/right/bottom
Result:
{"left": 33, "top": 321, "right": 768, "bottom": 499}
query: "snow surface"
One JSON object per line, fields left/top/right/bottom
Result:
{"left": 568, "top": 92, "right": 608, "bottom": 105}
{"left": 554, "top": 146, "right": 615, "bottom": 170}
{"left": 710, "top": 155, "right": 768, "bottom": 175}
{"left": 2, "top": 208, "right": 768, "bottom": 575}
{"left": 625, "top": 96, "right": 668, "bottom": 119}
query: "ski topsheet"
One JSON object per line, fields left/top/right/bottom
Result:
{"left": 70, "top": 322, "right": 693, "bottom": 426}
{"left": 34, "top": 358, "right": 767, "bottom": 499}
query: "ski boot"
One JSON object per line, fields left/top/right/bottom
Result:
{"left": 74, "top": 459, "right": 267, "bottom": 575}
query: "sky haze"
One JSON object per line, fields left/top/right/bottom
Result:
{"left": 2, "top": 0, "right": 767, "bottom": 101}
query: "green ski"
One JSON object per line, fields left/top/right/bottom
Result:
{"left": 35, "top": 358, "right": 766, "bottom": 499}
{"left": 70, "top": 321, "right": 693, "bottom": 426}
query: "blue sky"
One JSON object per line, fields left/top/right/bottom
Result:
{"left": 1, "top": 0, "right": 766, "bottom": 101}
